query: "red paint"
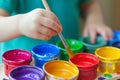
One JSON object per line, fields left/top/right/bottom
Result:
{"left": 77, "top": 61, "right": 94, "bottom": 67}
{"left": 117, "top": 72, "right": 120, "bottom": 75}
{"left": 2, "top": 49, "right": 32, "bottom": 76}
{"left": 70, "top": 53, "right": 99, "bottom": 80}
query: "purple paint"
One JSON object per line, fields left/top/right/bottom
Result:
{"left": 9, "top": 65, "right": 45, "bottom": 80}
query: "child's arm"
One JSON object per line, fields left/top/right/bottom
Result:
{"left": 80, "top": 1, "right": 113, "bottom": 43}
{"left": 0, "top": 8, "right": 62, "bottom": 42}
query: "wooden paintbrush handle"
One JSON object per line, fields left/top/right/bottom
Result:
{"left": 42, "top": 0, "right": 51, "bottom": 10}
{"left": 42, "top": 0, "right": 74, "bottom": 58}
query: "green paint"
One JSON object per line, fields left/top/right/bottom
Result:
{"left": 104, "top": 74, "right": 112, "bottom": 78}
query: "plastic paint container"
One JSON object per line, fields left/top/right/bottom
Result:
{"left": 70, "top": 53, "right": 99, "bottom": 80}
{"left": 95, "top": 47, "right": 120, "bottom": 74}
{"left": 56, "top": 39, "right": 84, "bottom": 61}
{"left": 9, "top": 65, "right": 45, "bottom": 80}
{"left": 108, "top": 30, "right": 120, "bottom": 46}
{"left": 113, "top": 30, "right": 120, "bottom": 40}
{"left": 2, "top": 49, "right": 32, "bottom": 76}
{"left": 81, "top": 36, "right": 106, "bottom": 54}
{"left": 32, "top": 43, "right": 60, "bottom": 69}
{"left": 43, "top": 60, "right": 79, "bottom": 80}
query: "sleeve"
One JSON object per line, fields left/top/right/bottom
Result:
{"left": 79, "top": 0, "right": 91, "bottom": 3}
{"left": 0, "top": 0, "right": 18, "bottom": 15}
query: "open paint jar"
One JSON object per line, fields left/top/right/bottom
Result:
{"left": 108, "top": 30, "right": 120, "bottom": 46}
{"left": 70, "top": 53, "right": 99, "bottom": 80}
{"left": 32, "top": 43, "right": 60, "bottom": 69}
{"left": 43, "top": 60, "right": 79, "bottom": 80}
{"left": 56, "top": 39, "right": 84, "bottom": 61}
{"left": 81, "top": 36, "right": 106, "bottom": 54}
{"left": 95, "top": 47, "right": 120, "bottom": 74}
{"left": 8, "top": 65, "right": 45, "bottom": 80}
{"left": 2, "top": 49, "right": 32, "bottom": 76}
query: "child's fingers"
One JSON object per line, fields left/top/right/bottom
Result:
{"left": 99, "top": 30, "right": 108, "bottom": 41}
{"left": 89, "top": 29, "right": 97, "bottom": 43}
{"left": 83, "top": 28, "right": 88, "bottom": 37}
{"left": 99, "top": 27, "right": 113, "bottom": 41}
{"left": 38, "top": 25, "right": 57, "bottom": 36}
{"left": 31, "top": 32, "right": 51, "bottom": 40}
{"left": 107, "top": 28, "right": 113, "bottom": 39}
{"left": 39, "top": 17, "right": 62, "bottom": 33}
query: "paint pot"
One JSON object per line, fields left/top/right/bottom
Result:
{"left": 108, "top": 30, "right": 120, "bottom": 46}
{"left": 56, "top": 39, "right": 84, "bottom": 61}
{"left": 81, "top": 36, "right": 106, "bottom": 54}
{"left": 32, "top": 43, "right": 60, "bottom": 69}
{"left": 9, "top": 65, "right": 45, "bottom": 80}
{"left": 112, "top": 41, "right": 120, "bottom": 48}
{"left": 43, "top": 60, "right": 79, "bottom": 80}
{"left": 70, "top": 53, "right": 99, "bottom": 80}
{"left": 2, "top": 49, "right": 32, "bottom": 76}
{"left": 95, "top": 47, "right": 120, "bottom": 74}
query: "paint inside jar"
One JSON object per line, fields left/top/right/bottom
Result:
{"left": 56, "top": 39, "right": 84, "bottom": 61}
{"left": 70, "top": 53, "right": 99, "bottom": 80}
{"left": 12, "top": 71, "right": 41, "bottom": 80}
{"left": 9, "top": 66, "right": 45, "bottom": 80}
{"left": 2, "top": 49, "right": 32, "bottom": 76}
{"left": 32, "top": 44, "right": 59, "bottom": 60}
{"left": 32, "top": 44, "right": 60, "bottom": 68}
{"left": 46, "top": 67, "right": 75, "bottom": 78}
{"left": 43, "top": 60, "right": 79, "bottom": 79}
{"left": 70, "top": 53, "right": 99, "bottom": 68}
{"left": 95, "top": 47, "right": 120, "bottom": 74}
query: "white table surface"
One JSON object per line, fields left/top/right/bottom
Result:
{"left": 0, "top": 64, "right": 8, "bottom": 80}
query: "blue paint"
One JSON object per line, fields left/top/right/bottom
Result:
{"left": 32, "top": 43, "right": 60, "bottom": 68}
{"left": 9, "top": 65, "right": 45, "bottom": 80}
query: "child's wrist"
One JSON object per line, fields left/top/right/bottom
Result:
{"left": 16, "top": 14, "right": 25, "bottom": 36}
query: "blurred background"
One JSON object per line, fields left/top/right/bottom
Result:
{"left": 97, "top": 0, "right": 120, "bottom": 30}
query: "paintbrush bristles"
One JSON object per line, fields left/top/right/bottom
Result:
{"left": 66, "top": 47, "right": 74, "bottom": 58}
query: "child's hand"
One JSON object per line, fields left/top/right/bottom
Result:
{"left": 83, "top": 22, "right": 113, "bottom": 43}
{"left": 18, "top": 9, "right": 62, "bottom": 40}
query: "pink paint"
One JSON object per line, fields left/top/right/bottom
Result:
{"left": 70, "top": 53, "right": 99, "bottom": 80}
{"left": 2, "top": 49, "right": 32, "bottom": 76}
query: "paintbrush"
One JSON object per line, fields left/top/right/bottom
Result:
{"left": 42, "top": 0, "right": 74, "bottom": 58}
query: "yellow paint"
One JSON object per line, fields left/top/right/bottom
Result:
{"left": 112, "top": 62, "right": 115, "bottom": 71}
{"left": 43, "top": 60, "right": 79, "bottom": 80}
{"left": 104, "top": 61, "right": 109, "bottom": 74}
{"left": 95, "top": 47, "right": 120, "bottom": 73}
